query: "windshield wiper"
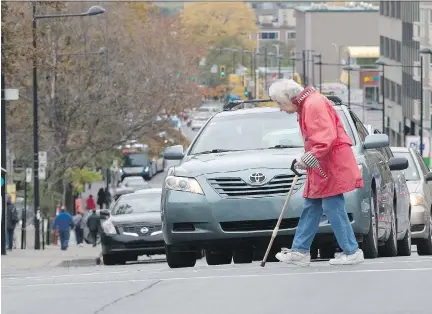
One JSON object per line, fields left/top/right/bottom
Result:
{"left": 268, "top": 145, "right": 303, "bottom": 149}
{"left": 194, "top": 149, "right": 239, "bottom": 155}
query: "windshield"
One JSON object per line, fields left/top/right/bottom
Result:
{"left": 189, "top": 110, "right": 354, "bottom": 154}
{"left": 392, "top": 152, "right": 420, "bottom": 181}
{"left": 123, "top": 153, "right": 148, "bottom": 167}
{"left": 111, "top": 193, "right": 161, "bottom": 215}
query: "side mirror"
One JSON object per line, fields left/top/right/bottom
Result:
{"left": 388, "top": 157, "right": 408, "bottom": 171}
{"left": 100, "top": 209, "right": 110, "bottom": 219}
{"left": 363, "top": 134, "right": 389, "bottom": 149}
{"left": 425, "top": 172, "right": 432, "bottom": 182}
{"left": 164, "top": 145, "right": 184, "bottom": 160}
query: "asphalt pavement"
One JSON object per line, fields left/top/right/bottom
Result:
{"left": 4, "top": 126, "right": 432, "bottom": 314}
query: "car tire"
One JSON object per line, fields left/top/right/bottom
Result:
{"left": 379, "top": 208, "right": 398, "bottom": 257}
{"left": 363, "top": 189, "right": 379, "bottom": 259}
{"left": 166, "top": 246, "right": 197, "bottom": 268}
{"left": 397, "top": 219, "right": 412, "bottom": 256}
{"left": 103, "top": 254, "right": 123, "bottom": 266}
{"left": 233, "top": 249, "right": 253, "bottom": 264}
{"left": 417, "top": 216, "right": 432, "bottom": 255}
{"left": 319, "top": 246, "right": 335, "bottom": 259}
{"left": 205, "top": 250, "right": 232, "bottom": 265}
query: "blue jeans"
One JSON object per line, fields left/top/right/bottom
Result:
{"left": 291, "top": 194, "right": 359, "bottom": 255}
{"left": 59, "top": 230, "right": 70, "bottom": 250}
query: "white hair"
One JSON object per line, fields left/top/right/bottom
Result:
{"left": 268, "top": 79, "right": 304, "bottom": 103}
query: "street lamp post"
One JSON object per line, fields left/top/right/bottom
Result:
{"left": 302, "top": 50, "right": 306, "bottom": 85}
{"left": 313, "top": 54, "right": 322, "bottom": 90}
{"left": 375, "top": 60, "right": 386, "bottom": 135}
{"left": 343, "top": 65, "right": 353, "bottom": 108}
{"left": 31, "top": 4, "right": 105, "bottom": 250}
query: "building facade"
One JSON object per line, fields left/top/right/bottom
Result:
{"left": 295, "top": 3, "right": 379, "bottom": 85}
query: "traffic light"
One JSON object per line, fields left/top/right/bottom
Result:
{"left": 220, "top": 65, "right": 226, "bottom": 78}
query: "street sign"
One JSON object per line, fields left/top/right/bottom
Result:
{"left": 26, "top": 168, "right": 32, "bottom": 183}
{"left": 38, "top": 151, "right": 47, "bottom": 168}
{"left": 405, "top": 135, "right": 430, "bottom": 158}
{"left": 210, "top": 64, "right": 218, "bottom": 74}
{"left": 4, "top": 88, "right": 19, "bottom": 100}
{"left": 38, "top": 167, "right": 46, "bottom": 180}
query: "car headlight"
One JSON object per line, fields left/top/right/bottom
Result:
{"left": 102, "top": 220, "right": 117, "bottom": 234}
{"left": 165, "top": 176, "right": 204, "bottom": 195}
{"left": 144, "top": 166, "right": 149, "bottom": 172}
{"left": 410, "top": 193, "right": 425, "bottom": 206}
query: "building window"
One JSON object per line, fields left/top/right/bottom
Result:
{"left": 395, "top": 1, "right": 401, "bottom": 19}
{"left": 396, "top": 41, "right": 401, "bottom": 62}
{"left": 286, "top": 32, "right": 296, "bottom": 40}
{"left": 397, "top": 84, "right": 401, "bottom": 104}
{"left": 259, "top": 32, "right": 279, "bottom": 40}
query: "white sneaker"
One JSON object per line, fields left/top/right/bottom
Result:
{"left": 275, "top": 248, "right": 311, "bottom": 267}
{"left": 329, "top": 249, "right": 364, "bottom": 265}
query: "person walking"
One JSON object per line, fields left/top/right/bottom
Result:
{"left": 269, "top": 79, "right": 364, "bottom": 266}
{"left": 86, "top": 194, "right": 96, "bottom": 211}
{"left": 86, "top": 210, "right": 101, "bottom": 247}
{"left": 51, "top": 206, "right": 73, "bottom": 250}
{"left": 97, "top": 188, "right": 106, "bottom": 209}
{"left": 6, "top": 194, "right": 19, "bottom": 250}
{"left": 104, "top": 188, "right": 112, "bottom": 209}
{"left": 72, "top": 211, "right": 84, "bottom": 246}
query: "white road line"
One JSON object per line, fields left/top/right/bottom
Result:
{"left": 3, "top": 266, "right": 432, "bottom": 289}
{"left": 3, "top": 257, "right": 432, "bottom": 281}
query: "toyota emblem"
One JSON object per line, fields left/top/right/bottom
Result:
{"left": 249, "top": 173, "right": 266, "bottom": 184}
{"left": 140, "top": 227, "right": 149, "bottom": 234}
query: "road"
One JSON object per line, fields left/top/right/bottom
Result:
{"left": 4, "top": 126, "right": 432, "bottom": 314}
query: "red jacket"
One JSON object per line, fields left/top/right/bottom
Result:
{"left": 86, "top": 197, "right": 96, "bottom": 210}
{"left": 293, "top": 86, "right": 364, "bottom": 199}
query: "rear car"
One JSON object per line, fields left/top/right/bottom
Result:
{"left": 391, "top": 147, "right": 432, "bottom": 255}
{"left": 161, "top": 99, "right": 409, "bottom": 268}
{"left": 101, "top": 188, "right": 165, "bottom": 265}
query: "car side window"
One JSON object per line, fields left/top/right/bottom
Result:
{"left": 414, "top": 151, "right": 429, "bottom": 175}
{"left": 349, "top": 112, "right": 368, "bottom": 141}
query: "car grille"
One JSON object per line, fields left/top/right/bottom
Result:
{"left": 220, "top": 218, "right": 299, "bottom": 232}
{"left": 208, "top": 174, "right": 306, "bottom": 198}
{"left": 119, "top": 224, "right": 161, "bottom": 235}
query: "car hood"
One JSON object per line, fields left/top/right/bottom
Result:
{"left": 406, "top": 181, "right": 421, "bottom": 193}
{"left": 110, "top": 212, "right": 161, "bottom": 225}
{"left": 175, "top": 148, "right": 305, "bottom": 177}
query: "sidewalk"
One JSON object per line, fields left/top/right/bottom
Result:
{"left": 1, "top": 243, "right": 100, "bottom": 273}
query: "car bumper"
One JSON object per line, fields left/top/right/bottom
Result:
{"left": 101, "top": 233, "right": 165, "bottom": 255}
{"left": 162, "top": 187, "right": 371, "bottom": 248}
{"left": 410, "top": 205, "right": 430, "bottom": 239}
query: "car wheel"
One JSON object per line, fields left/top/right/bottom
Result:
{"left": 362, "top": 189, "right": 379, "bottom": 259}
{"left": 379, "top": 208, "right": 398, "bottom": 257}
{"left": 205, "top": 250, "right": 232, "bottom": 265}
{"left": 319, "top": 246, "right": 335, "bottom": 259}
{"left": 166, "top": 246, "right": 197, "bottom": 268}
{"left": 102, "top": 254, "right": 123, "bottom": 266}
{"left": 397, "top": 218, "right": 412, "bottom": 256}
{"left": 417, "top": 216, "right": 432, "bottom": 255}
{"left": 233, "top": 249, "right": 253, "bottom": 264}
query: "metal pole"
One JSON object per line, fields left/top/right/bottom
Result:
{"left": 21, "top": 180, "right": 27, "bottom": 249}
{"left": 250, "top": 52, "right": 254, "bottom": 98}
{"left": 1, "top": 33, "right": 7, "bottom": 256}
{"left": 382, "top": 65, "right": 386, "bottom": 135}
{"left": 302, "top": 50, "right": 306, "bottom": 86}
{"left": 232, "top": 50, "right": 236, "bottom": 74}
{"left": 311, "top": 55, "right": 315, "bottom": 86}
{"left": 319, "top": 59, "right": 323, "bottom": 93}
{"left": 420, "top": 56, "right": 424, "bottom": 157}
{"left": 32, "top": 5, "right": 41, "bottom": 250}
{"left": 264, "top": 47, "right": 268, "bottom": 94}
{"left": 277, "top": 55, "right": 281, "bottom": 79}
{"left": 253, "top": 53, "right": 257, "bottom": 98}
{"left": 348, "top": 69, "right": 351, "bottom": 108}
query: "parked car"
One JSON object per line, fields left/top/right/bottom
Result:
{"left": 100, "top": 188, "right": 165, "bottom": 265}
{"left": 391, "top": 147, "right": 432, "bottom": 255}
{"left": 365, "top": 125, "right": 412, "bottom": 256}
{"left": 160, "top": 98, "right": 409, "bottom": 268}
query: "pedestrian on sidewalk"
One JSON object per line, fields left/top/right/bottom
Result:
{"left": 86, "top": 210, "right": 101, "bottom": 247}
{"left": 97, "top": 188, "right": 106, "bottom": 209}
{"left": 269, "top": 79, "right": 364, "bottom": 266}
{"left": 86, "top": 194, "right": 96, "bottom": 211}
{"left": 6, "top": 194, "right": 19, "bottom": 250}
{"left": 51, "top": 206, "right": 74, "bottom": 250}
{"left": 73, "top": 211, "right": 84, "bottom": 246}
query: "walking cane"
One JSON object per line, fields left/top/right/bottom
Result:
{"left": 260, "top": 159, "right": 302, "bottom": 267}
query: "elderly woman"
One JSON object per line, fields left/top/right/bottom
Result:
{"left": 269, "top": 79, "right": 364, "bottom": 266}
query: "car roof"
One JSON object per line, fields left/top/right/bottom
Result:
{"left": 215, "top": 104, "right": 344, "bottom": 117}
{"left": 390, "top": 146, "right": 410, "bottom": 153}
